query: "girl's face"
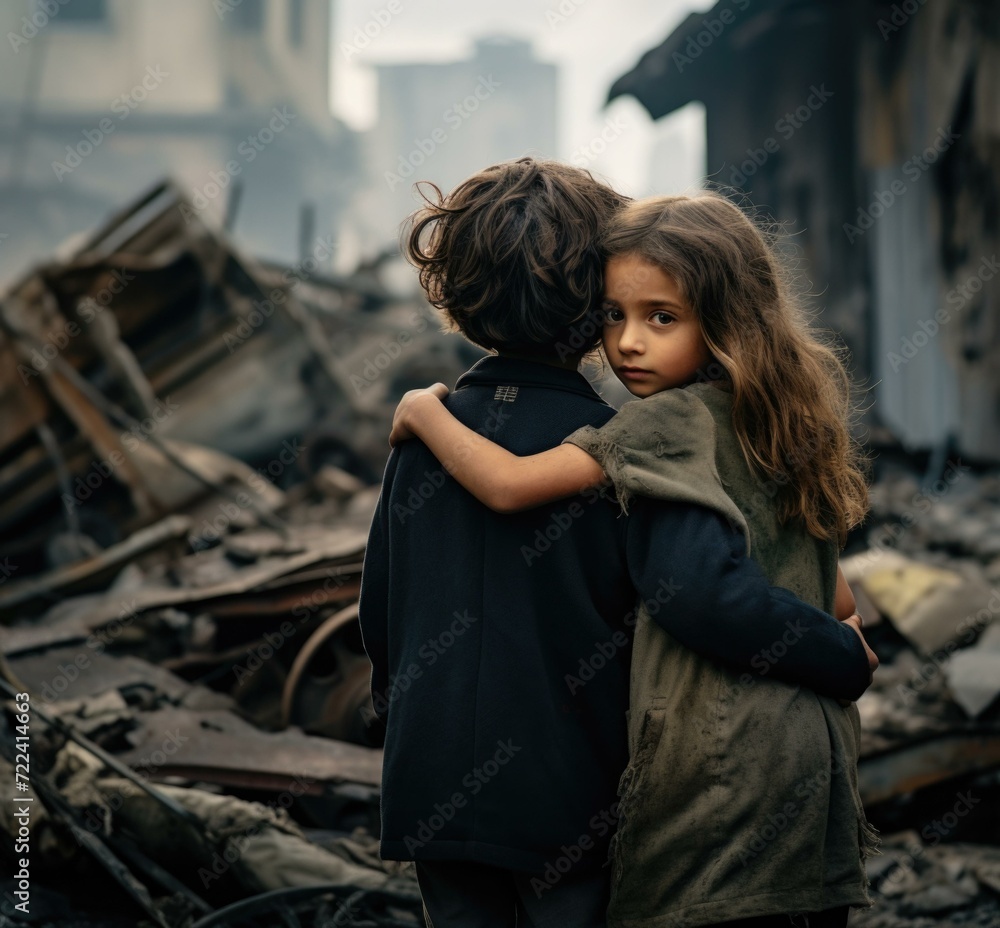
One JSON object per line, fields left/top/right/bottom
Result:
{"left": 601, "top": 254, "right": 714, "bottom": 397}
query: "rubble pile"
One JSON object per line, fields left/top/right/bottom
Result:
{"left": 0, "top": 182, "right": 998, "bottom": 925}
{"left": 854, "top": 835, "right": 1000, "bottom": 927}
{"left": 0, "top": 479, "right": 432, "bottom": 926}
{"left": 843, "top": 462, "right": 1000, "bottom": 926}
{"left": 0, "top": 180, "right": 477, "bottom": 926}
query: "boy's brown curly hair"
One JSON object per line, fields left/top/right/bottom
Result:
{"left": 402, "top": 157, "right": 629, "bottom": 359}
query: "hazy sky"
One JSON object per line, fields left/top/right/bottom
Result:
{"left": 329, "top": 0, "right": 708, "bottom": 196}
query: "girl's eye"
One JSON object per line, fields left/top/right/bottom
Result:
{"left": 603, "top": 306, "right": 624, "bottom": 324}
{"left": 651, "top": 312, "right": 675, "bottom": 325}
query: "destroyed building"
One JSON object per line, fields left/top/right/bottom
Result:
{"left": 0, "top": 0, "right": 359, "bottom": 284}
{"left": 0, "top": 181, "right": 479, "bottom": 926}
{"left": 0, "top": 2, "right": 998, "bottom": 924}
{"left": 609, "top": 0, "right": 1000, "bottom": 459}
{"left": 0, "top": 178, "right": 998, "bottom": 926}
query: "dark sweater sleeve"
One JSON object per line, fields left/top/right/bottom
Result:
{"left": 357, "top": 448, "right": 398, "bottom": 724}
{"left": 625, "top": 497, "right": 871, "bottom": 701}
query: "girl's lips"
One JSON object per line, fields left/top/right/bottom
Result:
{"left": 619, "top": 367, "right": 652, "bottom": 380}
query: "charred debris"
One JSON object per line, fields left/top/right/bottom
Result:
{"left": 0, "top": 180, "right": 997, "bottom": 926}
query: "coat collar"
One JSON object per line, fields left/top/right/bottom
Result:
{"left": 455, "top": 354, "right": 606, "bottom": 402}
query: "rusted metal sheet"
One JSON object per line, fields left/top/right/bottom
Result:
{"left": 858, "top": 728, "right": 1000, "bottom": 806}
{"left": 115, "top": 706, "right": 382, "bottom": 795}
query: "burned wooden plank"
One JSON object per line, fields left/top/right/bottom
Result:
{"left": 0, "top": 514, "right": 190, "bottom": 616}
{"left": 115, "top": 707, "right": 382, "bottom": 796}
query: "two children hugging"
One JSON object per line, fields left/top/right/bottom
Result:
{"left": 358, "top": 157, "right": 879, "bottom": 928}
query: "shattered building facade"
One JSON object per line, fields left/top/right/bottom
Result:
{"left": 0, "top": 0, "right": 359, "bottom": 284}
{"left": 609, "top": 0, "right": 1000, "bottom": 458}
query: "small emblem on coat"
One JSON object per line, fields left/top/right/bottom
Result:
{"left": 494, "top": 385, "right": 519, "bottom": 402}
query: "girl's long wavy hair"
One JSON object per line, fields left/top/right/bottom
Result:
{"left": 602, "top": 192, "right": 869, "bottom": 546}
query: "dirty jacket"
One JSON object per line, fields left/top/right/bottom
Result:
{"left": 358, "top": 357, "right": 871, "bottom": 877}
{"left": 565, "top": 382, "right": 876, "bottom": 926}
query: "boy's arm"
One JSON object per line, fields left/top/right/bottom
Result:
{"left": 626, "top": 498, "right": 876, "bottom": 701}
{"left": 391, "top": 388, "right": 606, "bottom": 513}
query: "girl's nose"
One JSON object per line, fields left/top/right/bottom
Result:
{"left": 616, "top": 321, "right": 644, "bottom": 354}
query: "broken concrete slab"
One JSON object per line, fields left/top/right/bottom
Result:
{"left": 944, "top": 651, "right": 1000, "bottom": 716}
{"left": 861, "top": 556, "right": 997, "bottom": 655}
{"left": 839, "top": 549, "right": 915, "bottom": 627}
{"left": 943, "top": 619, "right": 1000, "bottom": 717}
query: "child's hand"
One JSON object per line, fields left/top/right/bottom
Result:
{"left": 837, "top": 613, "right": 878, "bottom": 705}
{"left": 389, "top": 383, "right": 450, "bottom": 447}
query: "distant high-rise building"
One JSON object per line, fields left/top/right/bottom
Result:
{"left": 349, "top": 36, "right": 558, "bottom": 256}
{"left": 0, "top": 0, "right": 357, "bottom": 282}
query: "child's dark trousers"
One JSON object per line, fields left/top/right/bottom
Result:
{"left": 415, "top": 859, "right": 609, "bottom": 927}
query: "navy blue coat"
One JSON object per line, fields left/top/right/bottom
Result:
{"left": 358, "top": 355, "right": 868, "bottom": 874}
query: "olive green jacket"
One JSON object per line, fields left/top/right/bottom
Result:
{"left": 565, "top": 382, "right": 875, "bottom": 927}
